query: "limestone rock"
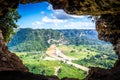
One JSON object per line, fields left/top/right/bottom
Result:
{"left": 0, "top": 30, "right": 28, "bottom": 72}
{"left": 48, "top": 0, "right": 120, "bottom": 15}
{"left": 0, "top": 0, "right": 120, "bottom": 17}
{"left": 84, "top": 14, "right": 120, "bottom": 80}
{"left": 85, "top": 67, "right": 120, "bottom": 80}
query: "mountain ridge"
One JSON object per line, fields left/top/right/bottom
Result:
{"left": 8, "top": 28, "right": 107, "bottom": 52}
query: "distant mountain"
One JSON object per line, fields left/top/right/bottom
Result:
{"left": 8, "top": 28, "right": 107, "bottom": 52}
{"left": 58, "top": 29, "right": 106, "bottom": 46}
{"left": 8, "top": 28, "right": 63, "bottom": 52}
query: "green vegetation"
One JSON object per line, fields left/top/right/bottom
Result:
{"left": 16, "top": 52, "right": 86, "bottom": 79}
{"left": 58, "top": 29, "right": 106, "bottom": 45}
{"left": 15, "top": 43, "right": 116, "bottom": 79}
{"left": 0, "top": 9, "right": 21, "bottom": 42}
{"left": 58, "top": 44, "right": 116, "bottom": 69}
{"left": 8, "top": 29, "right": 63, "bottom": 52}
{"left": 9, "top": 29, "right": 117, "bottom": 79}
{"left": 8, "top": 29, "right": 106, "bottom": 52}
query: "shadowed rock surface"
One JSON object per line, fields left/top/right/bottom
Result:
{"left": 0, "top": 30, "right": 28, "bottom": 72}
{"left": 85, "top": 67, "right": 120, "bottom": 80}
{"left": 0, "top": 70, "right": 59, "bottom": 80}
{"left": 0, "top": 0, "right": 120, "bottom": 80}
{"left": 48, "top": 0, "right": 120, "bottom": 15}
{"left": 0, "top": 70, "right": 80, "bottom": 80}
{"left": 85, "top": 13, "right": 120, "bottom": 80}
{"left": 0, "top": 0, "right": 120, "bottom": 17}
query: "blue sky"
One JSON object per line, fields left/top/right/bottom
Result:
{"left": 18, "top": 1, "right": 95, "bottom": 29}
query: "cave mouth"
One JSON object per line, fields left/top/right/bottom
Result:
{"left": 6, "top": 1, "right": 117, "bottom": 79}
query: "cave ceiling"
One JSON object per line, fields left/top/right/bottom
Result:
{"left": 0, "top": 0, "right": 120, "bottom": 18}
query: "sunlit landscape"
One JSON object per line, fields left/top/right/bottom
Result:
{"left": 8, "top": 28, "right": 116, "bottom": 79}
{"left": 4, "top": 1, "right": 117, "bottom": 80}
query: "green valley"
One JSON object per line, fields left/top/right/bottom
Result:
{"left": 8, "top": 28, "right": 117, "bottom": 79}
{"left": 15, "top": 44, "right": 116, "bottom": 79}
{"left": 16, "top": 52, "right": 86, "bottom": 79}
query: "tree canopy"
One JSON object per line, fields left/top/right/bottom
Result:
{"left": 0, "top": 9, "right": 21, "bottom": 43}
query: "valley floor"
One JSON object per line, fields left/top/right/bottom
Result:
{"left": 14, "top": 44, "right": 116, "bottom": 79}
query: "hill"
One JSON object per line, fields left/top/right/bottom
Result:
{"left": 8, "top": 28, "right": 63, "bottom": 52}
{"left": 58, "top": 29, "right": 107, "bottom": 45}
{"left": 8, "top": 28, "right": 108, "bottom": 52}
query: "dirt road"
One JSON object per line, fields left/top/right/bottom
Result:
{"left": 46, "top": 45, "right": 90, "bottom": 72}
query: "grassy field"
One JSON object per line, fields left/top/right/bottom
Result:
{"left": 58, "top": 44, "right": 116, "bottom": 69}
{"left": 16, "top": 52, "right": 86, "bottom": 79}
{"left": 15, "top": 44, "right": 117, "bottom": 79}
{"left": 57, "top": 45, "right": 99, "bottom": 59}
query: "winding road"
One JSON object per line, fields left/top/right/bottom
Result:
{"left": 46, "top": 45, "right": 90, "bottom": 72}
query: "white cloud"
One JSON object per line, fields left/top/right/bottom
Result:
{"left": 32, "top": 21, "right": 43, "bottom": 29}
{"left": 31, "top": 19, "right": 95, "bottom": 29}
{"left": 31, "top": 4, "right": 95, "bottom": 29}
{"left": 42, "top": 16, "right": 67, "bottom": 23}
{"left": 31, "top": 16, "right": 68, "bottom": 29}
{"left": 52, "top": 9, "right": 85, "bottom": 20}
{"left": 63, "top": 22, "right": 95, "bottom": 29}
{"left": 70, "top": 15, "right": 85, "bottom": 18}
{"left": 18, "top": 2, "right": 95, "bottom": 29}
{"left": 50, "top": 13, "right": 56, "bottom": 19}
{"left": 46, "top": 4, "right": 86, "bottom": 20}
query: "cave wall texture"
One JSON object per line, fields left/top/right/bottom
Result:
{"left": 0, "top": 0, "right": 120, "bottom": 80}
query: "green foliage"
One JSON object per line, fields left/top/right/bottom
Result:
{"left": 8, "top": 29, "right": 107, "bottom": 52}
{"left": 0, "top": 9, "right": 21, "bottom": 43}
{"left": 58, "top": 29, "right": 107, "bottom": 46}
{"left": 9, "top": 28, "right": 117, "bottom": 79}
{"left": 8, "top": 28, "right": 62, "bottom": 52}
{"left": 16, "top": 53, "right": 85, "bottom": 79}
{"left": 8, "top": 28, "right": 117, "bottom": 79}
{"left": 58, "top": 44, "right": 116, "bottom": 69}
{"left": 58, "top": 63, "right": 85, "bottom": 79}
{"left": 15, "top": 43, "right": 116, "bottom": 79}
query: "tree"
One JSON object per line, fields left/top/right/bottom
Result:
{"left": 0, "top": 9, "right": 21, "bottom": 43}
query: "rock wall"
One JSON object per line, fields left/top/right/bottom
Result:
{"left": 96, "top": 14, "right": 120, "bottom": 67}
{"left": 0, "top": 30, "right": 28, "bottom": 72}
{"left": 85, "top": 14, "right": 120, "bottom": 80}
{"left": 48, "top": 0, "right": 120, "bottom": 15}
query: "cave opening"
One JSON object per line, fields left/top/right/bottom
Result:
{"left": 6, "top": 1, "right": 117, "bottom": 79}
{"left": 0, "top": 0, "right": 120, "bottom": 80}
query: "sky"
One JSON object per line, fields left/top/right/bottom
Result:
{"left": 17, "top": 1, "right": 95, "bottom": 29}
